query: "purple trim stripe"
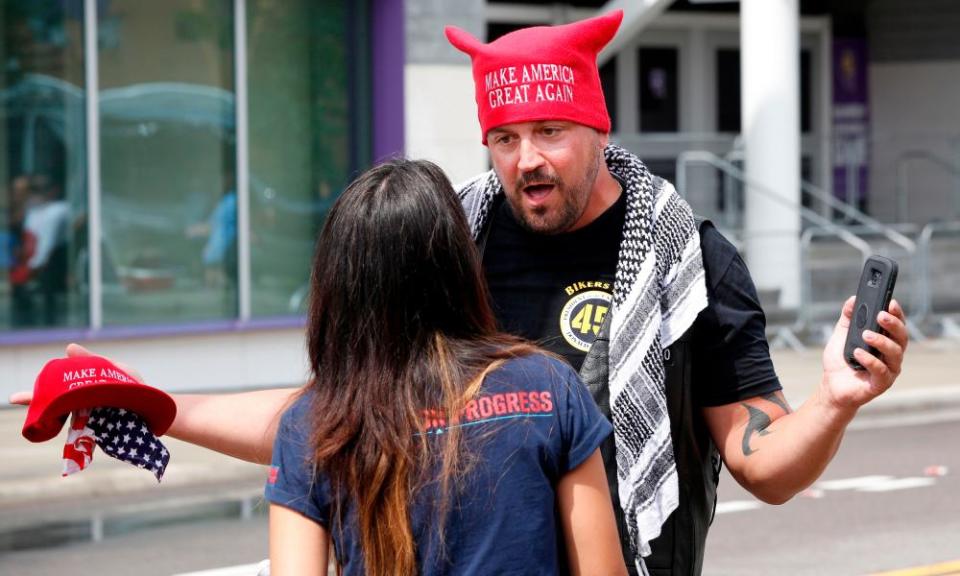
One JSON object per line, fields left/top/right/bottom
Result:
{"left": 372, "top": 0, "right": 405, "bottom": 160}
{"left": 0, "top": 316, "right": 306, "bottom": 347}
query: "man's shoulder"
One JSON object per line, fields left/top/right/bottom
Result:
{"left": 696, "top": 220, "right": 743, "bottom": 286}
{"left": 454, "top": 170, "right": 498, "bottom": 199}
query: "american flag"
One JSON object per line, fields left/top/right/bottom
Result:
{"left": 61, "top": 407, "right": 170, "bottom": 482}
{"left": 62, "top": 408, "right": 95, "bottom": 476}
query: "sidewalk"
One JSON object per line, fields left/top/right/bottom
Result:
{"left": 2, "top": 338, "right": 958, "bottom": 551}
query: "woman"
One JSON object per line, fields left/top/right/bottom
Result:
{"left": 266, "top": 159, "right": 625, "bottom": 575}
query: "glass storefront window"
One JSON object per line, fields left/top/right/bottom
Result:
{"left": 638, "top": 47, "right": 679, "bottom": 133}
{"left": 0, "top": 0, "right": 368, "bottom": 333}
{"left": 98, "top": 1, "right": 237, "bottom": 325}
{"left": 1, "top": 1, "right": 88, "bottom": 330}
{"left": 247, "top": 1, "right": 359, "bottom": 316}
{"left": 716, "top": 48, "right": 812, "bottom": 134}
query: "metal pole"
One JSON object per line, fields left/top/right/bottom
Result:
{"left": 234, "top": 0, "right": 251, "bottom": 321}
{"left": 953, "top": 137, "right": 960, "bottom": 220}
{"left": 897, "top": 158, "right": 910, "bottom": 224}
{"left": 675, "top": 155, "right": 687, "bottom": 199}
{"left": 84, "top": 0, "right": 102, "bottom": 329}
{"left": 845, "top": 156, "right": 857, "bottom": 222}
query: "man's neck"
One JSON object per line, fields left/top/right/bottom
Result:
{"left": 570, "top": 167, "right": 622, "bottom": 231}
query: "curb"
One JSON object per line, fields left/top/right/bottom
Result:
{"left": 849, "top": 386, "right": 960, "bottom": 431}
{"left": 0, "top": 487, "right": 265, "bottom": 553}
{"left": 856, "top": 386, "right": 960, "bottom": 416}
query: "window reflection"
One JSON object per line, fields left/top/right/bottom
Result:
{"left": 247, "top": 0, "right": 356, "bottom": 316}
{"left": 0, "top": 0, "right": 365, "bottom": 331}
{"left": 99, "top": 1, "right": 237, "bottom": 325}
{"left": 1, "top": 1, "right": 88, "bottom": 329}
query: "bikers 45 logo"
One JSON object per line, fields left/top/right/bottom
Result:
{"left": 559, "top": 281, "right": 612, "bottom": 352}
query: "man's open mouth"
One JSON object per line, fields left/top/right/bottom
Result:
{"left": 523, "top": 183, "right": 555, "bottom": 201}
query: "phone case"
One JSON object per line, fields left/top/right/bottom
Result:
{"left": 844, "top": 255, "right": 898, "bottom": 370}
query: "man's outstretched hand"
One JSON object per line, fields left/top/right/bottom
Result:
{"left": 7, "top": 343, "right": 144, "bottom": 406}
{"left": 8, "top": 390, "right": 31, "bottom": 406}
{"left": 819, "top": 296, "right": 908, "bottom": 414}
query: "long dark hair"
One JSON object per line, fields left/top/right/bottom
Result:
{"left": 305, "top": 159, "right": 534, "bottom": 575}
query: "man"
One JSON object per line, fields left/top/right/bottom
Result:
{"left": 12, "top": 10, "right": 907, "bottom": 576}
{"left": 444, "top": 11, "right": 905, "bottom": 574}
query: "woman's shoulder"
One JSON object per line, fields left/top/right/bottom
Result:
{"left": 276, "top": 389, "right": 316, "bottom": 435}
{"left": 489, "top": 352, "right": 578, "bottom": 387}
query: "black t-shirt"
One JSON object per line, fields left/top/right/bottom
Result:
{"left": 482, "top": 185, "right": 780, "bottom": 407}
{"left": 482, "top": 188, "right": 624, "bottom": 370}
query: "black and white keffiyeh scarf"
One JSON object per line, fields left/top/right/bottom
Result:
{"left": 457, "top": 144, "right": 708, "bottom": 572}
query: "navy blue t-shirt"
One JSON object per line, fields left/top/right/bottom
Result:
{"left": 265, "top": 353, "right": 613, "bottom": 575}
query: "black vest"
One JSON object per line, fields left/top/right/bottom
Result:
{"left": 579, "top": 216, "right": 720, "bottom": 576}
{"left": 579, "top": 303, "right": 719, "bottom": 576}
{"left": 479, "top": 205, "right": 719, "bottom": 576}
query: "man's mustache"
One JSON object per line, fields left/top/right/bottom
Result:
{"left": 517, "top": 169, "right": 562, "bottom": 190}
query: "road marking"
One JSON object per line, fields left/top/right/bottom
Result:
{"left": 817, "top": 475, "right": 894, "bottom": 491}
{"left": 817, "top": 475, "right": 937, "bottom": 493}
{"left": 715, "top": 500, "right": 762, "bottom": 514}
{"left": 715, "top": 473, "right": 939, "bottom": 516}
{"left": 867, "top": 559, "right": 960, "bottom": 576}
{"left": 172, "top": 563, "right": 263, "bottom": 576}
{"left": 855, "top": 477, "right": 936, "bottom": 492}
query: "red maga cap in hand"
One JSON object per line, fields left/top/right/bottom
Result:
{"left": 445, "top": 10, "right": 623, "bottom": 144}
{"left": 22, "top": 356, "right": 176, "bottom": 443}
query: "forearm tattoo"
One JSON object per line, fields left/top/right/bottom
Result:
{"left": 740, "top": 404, "right": 771, "bottom": 456}
{"left": 740, "top": 392, "right": 792, "bottom": 456}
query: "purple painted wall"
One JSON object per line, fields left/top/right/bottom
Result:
{"left": 372, "top": 0, "right": 405, "bottom": 160}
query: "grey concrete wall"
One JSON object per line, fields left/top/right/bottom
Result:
{"left": 865, "top": 1, "right": 960, "bottom": 223}
{"left": 869, "top": 60, "right": 960, "bottom": 224}
{"left": 868, "top": 0, "right": 960, "bottom": 62}
{"left": 406, "top": 0, "right": 486, "bottom": 64}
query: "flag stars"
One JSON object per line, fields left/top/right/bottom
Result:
{"left": 86, "top": 407, "right": 170, "bottom": 483}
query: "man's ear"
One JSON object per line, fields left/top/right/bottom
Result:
{"left": 598, "top": 131, "right": 609, "bottom": 149}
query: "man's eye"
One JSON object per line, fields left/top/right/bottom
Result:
{"left": 495, "top": 135, "right": 513, "bottom": 145}
{"left": 542, "top": 127, "right": 562, "bottom": 136}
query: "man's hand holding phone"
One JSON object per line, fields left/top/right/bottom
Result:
{"left": 819, "top": 257, "right": 909, "bottom": 417}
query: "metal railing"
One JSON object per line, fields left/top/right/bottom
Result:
{"left": 915, "top": 221, "right": 960, "bottom": 330}
{"left": 675, "top": 150, "right": 884, "bottom": 255}
{"left": 674, "top": 150, "right": 935, "bottom": 347}
{"left": 797, "top": 226, "right": 871, "bottom": 336}
{"left": 719, "top": 148, "right": 917, "bottom": 254}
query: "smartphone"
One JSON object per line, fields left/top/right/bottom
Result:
{"left": 844, "top": 255, "right": 898, "bottom": 370}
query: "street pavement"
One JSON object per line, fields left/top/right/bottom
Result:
{"left": 1, "top": 337, "right": 958, "bottom": 553}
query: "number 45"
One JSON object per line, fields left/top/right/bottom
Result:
{"left": 572, "top": 304, "right": 609, "bottom": 336}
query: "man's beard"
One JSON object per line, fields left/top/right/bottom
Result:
{"left": 507, "top": 147, "right": 602, "bottom": 235}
